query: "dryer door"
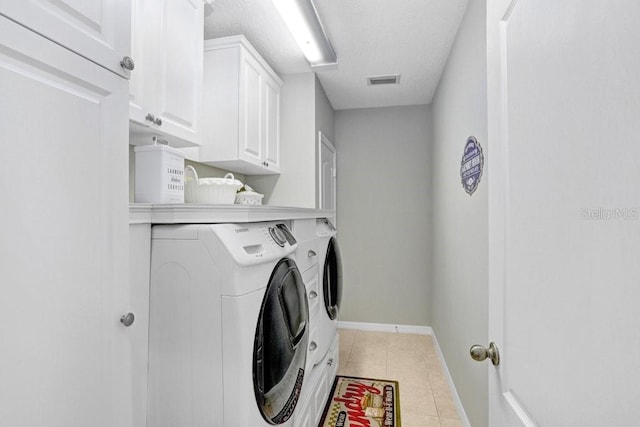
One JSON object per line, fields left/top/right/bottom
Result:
{"left": 323, "top": 237, "right": 343, "bottom": 320}
{"left": 253, "top": 258, "right": 308, "bottom": 424}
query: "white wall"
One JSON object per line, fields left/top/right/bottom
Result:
{"left": 315, "top": 74, "right": 335, "bottom": 143}
{"left": 246, "top": 73, "right": 335, "bottom": 208}
{"left": 315, "top": 75, "right": 336, "bottom": 208}
{"left": 335, "top": 105, "right": 432, "bottom": 326}
{"left": 430, "top": 0, "right": 488, "bottom": 425}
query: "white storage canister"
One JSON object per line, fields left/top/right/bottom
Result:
{"left": 134, "top": 143, "right": 185, "bottom": 203}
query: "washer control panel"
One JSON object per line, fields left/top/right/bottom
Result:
{"left": 203, "top": 222, "right": 298, "bottom": 264}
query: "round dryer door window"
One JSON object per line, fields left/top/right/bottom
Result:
{"left": 253, "top": 258, "right": 308, "bottom": 424}
{"left": 323, "top": 237, "right": 343, "bottom": 320}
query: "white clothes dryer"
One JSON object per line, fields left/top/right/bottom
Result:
{"left": 314, "top": 218, "right": 343, "bottom": 365}
{"left": 147, "top": 222, "right": 308, "bottom": 427}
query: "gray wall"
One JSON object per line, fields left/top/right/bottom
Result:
{"left": 430, "top": 0, "right": 488, "bottom": 425}
{"left": 335, "top": 105, "right": 432, "bottom": 326}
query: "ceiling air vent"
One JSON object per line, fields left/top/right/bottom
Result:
{"left": 367, "top": 74, "right": 400, "bottom": 86}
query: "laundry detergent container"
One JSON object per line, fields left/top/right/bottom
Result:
{"left": 134, "top": 144, "right": 185, "bottom": 203}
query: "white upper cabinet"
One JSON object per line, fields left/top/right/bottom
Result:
{"left": 0, "top": 15, "right": 131, "bottom": 427}
{"left": 263, "top": 76, "right": 281, "bottom": 169}
{"left": 0, "top": 0, "right": 131, "bottom": 77}
{"left": 197, "top": 35, "right": 282, "bottom": 175}
{"left": 129, "top": 0, "right": 204, "bottom": 147}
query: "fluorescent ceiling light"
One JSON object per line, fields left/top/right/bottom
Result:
{"left": 272, "top": 0, "right": 337, "bottom": 68}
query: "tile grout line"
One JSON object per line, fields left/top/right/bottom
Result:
{"left": 338, "top": 321, "right": 471, "bottom": 427}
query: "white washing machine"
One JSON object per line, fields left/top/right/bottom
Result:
{"left": 147, "top": 221, "right": 309, "bottom": 427}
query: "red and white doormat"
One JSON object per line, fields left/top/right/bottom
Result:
{"left": 319, "top": 375, "right": 401, "bottom": 427}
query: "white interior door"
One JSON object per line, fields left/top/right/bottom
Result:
{"left": 487, "top": 0, "right": 640, "bottom": 425}
{"left": 318, "top": 131, "right": 336, "bottom": 210}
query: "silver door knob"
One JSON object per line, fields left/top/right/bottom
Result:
{"left": 309, "top": 341, "right": 317, "bottom": 351}
{"left": 120, "top": 56, "right": 135, "bottom": 71}
{"left": 120, "top": 312, "right": 135, "bottom": 327}
{"left": 470, "top": 342, "right": 500, "bottom": 366}
{"left": 308, "top": 250, "right": 317, "bottom": 257}
{"left": 154, "top": 117, "right": 162, "bottom": 126}
{"left": 309, "top": 290, "right": 318, "bottom": 299}
{"left": 145, "top": 113, "right": 156, "bottom": 122}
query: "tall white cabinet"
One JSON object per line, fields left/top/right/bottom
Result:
{"left": 0, "top": 12, "right": 131, "bottom": 427}
{"left": 129, "top": 0, "right": 204, "bottom": 147}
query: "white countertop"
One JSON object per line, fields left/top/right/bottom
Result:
{"left": 129, "top": 203, "right": 334, "bottom": 224}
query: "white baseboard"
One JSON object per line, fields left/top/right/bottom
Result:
{"left": 337, "top": 321, "right": 471, "bottom": 427}
{"left": 337, "top": 320, "right": 433, "bottom": 335}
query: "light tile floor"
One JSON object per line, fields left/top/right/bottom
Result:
{"left": 337, "top": 328, "right": 462, "bottom": 427}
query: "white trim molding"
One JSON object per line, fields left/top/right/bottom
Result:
{"left": 338, "top": 321, "right": 432, "bottom": 335}
{"left": 337, "top": 321, "right": 471, "bottom": 427}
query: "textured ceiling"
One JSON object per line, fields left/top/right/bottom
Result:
{"left": 204, "top": 0, "right": 468, "bottom": 110}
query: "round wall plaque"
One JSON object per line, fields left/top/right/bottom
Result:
{"left": 460, "top": 136, "right": 484, "bottom": 196}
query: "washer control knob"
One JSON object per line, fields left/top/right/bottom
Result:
{"left": 269, "top": 226, "right": 287, "bottom": 247}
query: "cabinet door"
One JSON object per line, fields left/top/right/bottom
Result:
{"left": 128, "top": 0, "right": 152, "bottom": 126}
{"left": 154, "top": 0, "right": 203, "bottom": 144}
{"left": 239, "top": 53, "right": 264, "bottom": 166}
{"left": 263, "top": 76, "right": 281, "bottom": 172}
{"left": 0, "top": 0, "right": 131, "bottom": 77}
{"left": 0, "top": 17, "right": 131, "bottom": 427}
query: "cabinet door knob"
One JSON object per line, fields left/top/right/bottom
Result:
{"left": 309, "top": 341, "right": 317, "bottom": 351}
{"left": 145, "top": 113, "right": 156, "bottom": 122}
{"left": 309, "top": 290, "right": 318, "bottom": 299}
{"left": 120, "top": 312, "right": 135, "bottom": 327}
{"left": 308, "top": 250, "right": 317, "bottom": 258}
{"left": 120, "top": 56, "right": 135, "bottom": 71}
{"left": 154, "top": 117, "right": 162, "bottom": 126}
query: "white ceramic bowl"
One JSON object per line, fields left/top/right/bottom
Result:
{"left": 235, "top": 191, "right": 264, "bottom": 205}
